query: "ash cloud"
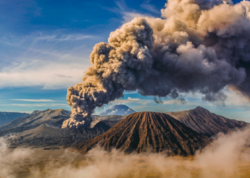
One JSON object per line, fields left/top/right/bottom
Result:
{"left": 63, "top": 0, "right": 250, "bottom": 128}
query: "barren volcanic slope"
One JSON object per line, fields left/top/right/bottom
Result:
{"left": 75, "top": 112, "right": 209, "bottom": 156}
{"left": 0, "top": 109, "right": 119, "bottom": 148}
{"left": 9, "top": 120, "right": 116, "bottom": 148}
{"left": 0, "top": 109, "right": 71, "bottom": 131}
{"left": 167, "top": 107, "right": 247, "bottom": 137}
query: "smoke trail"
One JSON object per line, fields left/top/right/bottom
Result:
{"left": 62, "top": 0, "right": 250, "bottom": 128}
{"left": 62, "top": 18, "right": 154, "bottom": 128}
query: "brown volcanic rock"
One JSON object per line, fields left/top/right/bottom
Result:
{"left": 167, "top": 107, "right": 247, "bottom": 137}
{"left": 75, "top": 112, "right": 209, "bottom": 156}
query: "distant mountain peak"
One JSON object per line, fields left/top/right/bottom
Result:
{"left": 194, "top": 106, "right": 208, "bottom": 111}
{"left": 192, "top": 106, "right": 210, "bottom": 114}
{"left": 100, "top": 105, "right": 135, "bottom": 116}
{"left": 32, "top": 110, "right": 42, "bottom": 114}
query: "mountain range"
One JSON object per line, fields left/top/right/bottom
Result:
{"left": 9, "top": 120, "right": 117, "bottom": 148}
{"left": 0, "top": 105, "right": 133, "bottom": 132}
{"left": 0, "top": 106, "right": 247, "bottom": 151}
{"left": 0, "top": 112, "right": 29, "bottom": 126}
{"left": 0, "top": 109, "right": 119, "bottom": 147}
{"left": 167, "top": 107, "right": 247, "bottom": 137}
{"left": 0, "top": 109, "right": 69, "bottom": 131}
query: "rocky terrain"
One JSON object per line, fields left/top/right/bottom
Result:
{"left": 0, "top": 109, "right": 120, "bottom": 148}
{"left": 168, "top": 107, "right": 247, "bottom": 137}
{"left": 75, "top": 112, "right": 209, "bottom": 156}
{"left": 0, "top": 106, "right": 127, "bottom": 133}
{"left": 0, "top": 106, "right": 248, "bottom": 149}
{"left": 9, "top": 120, "right": 117, "bottom": 148}
{"left": 0, "top": 109, "right": 70, "bottom": 132}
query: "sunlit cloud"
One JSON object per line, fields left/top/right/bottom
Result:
{"left": 140, "top": 3, "right": 160, "bottom": 15}
{"left": 11, "top": 103, "right": 68, "bottom": 107}
{"left": 104, "top": 0, "right": 154, "bottom": 23}
{"left": 32, "top": 34, "right": 95, "bottom": 42}
{"left": 0, "top": 61, "right": 87, "bottom": 89}
{"left": 127, "top": 97, "right": 140, "bottom": 101}
{"left": 0, "top": 32, "right": 97, "bottom": 89}
{"left": 11, "top": 99, "right": 55, "bottom": 102}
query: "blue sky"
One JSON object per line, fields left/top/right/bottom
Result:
{"left": 0, "top": 0, "right": 249, "bottom": 122}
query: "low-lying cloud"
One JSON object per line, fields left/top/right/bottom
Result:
{"left": 1, "top": 127, "right": 250, "bottom": 178}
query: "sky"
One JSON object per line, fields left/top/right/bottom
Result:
{"left": 0, "top": 0, "right": 249, "bottom": 122}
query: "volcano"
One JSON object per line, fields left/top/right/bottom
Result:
{"left": 167, "top": 107, "right": 247, "bottom": 137}
{"left": 75, "top": 112, "right": 209, "bottom": 156}
{"left": 100, "top": 105, "right": 136, "bottom": 116}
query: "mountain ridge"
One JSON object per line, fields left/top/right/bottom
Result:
{"left": 167, "top": 106, "right": 247, "bottom": 137}
{"left": 0, "top": 112, "right": 29, "bottom": 127}
{"left": 0, "top": 109, "right": 70, "bottom": 131}
{"left": 1, "top": 106, "right": 247, "bottom": 149}
{"left": 0, "top": 109, "right": 119, "bottom": 148}
{"left": 8, "top": 120, "right": 118, "bottom": 148}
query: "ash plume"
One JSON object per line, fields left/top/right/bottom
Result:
{"left": 62, "top": 0, "right": 250, "bottom": 128}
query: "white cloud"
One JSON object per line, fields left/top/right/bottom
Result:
{"left": 0, "top": 33, "right": 96, "bottom": 47}
{"left": 140, "top": 3, "right": 160, "bottom": 15}
{"left": 224, "top": 89, "right": 250, "bottom": 106}
{"left": 0, "top": 61, "right": 87, "bottom": 89}
{"left": 121, "top": 12, "right": 151, "bottom": 23}
{"left": 11, "top": 99, "right": 55, "bottom": 102}
{"left": 32, "top": 34, "right": 94, "bottom": 42}
{"left": 111, "top": 98, "right": 152, "bottom": 107}
{"left": 0, "top": 32, "right": 95, "bottom": 89}
{"left": 127, "top": 97, "right": 140, "bottom": 101}
{"left": 162, "top": 100, "right": 185, "bottom": 105}
{"left": 5, "top": 111, "right": 32, "bottom": 113}
{"left": 11, "top": 103, "right": 68, "bottom": 107}
{"left": 105, "top": 0, "right": 154, "bottom": 23}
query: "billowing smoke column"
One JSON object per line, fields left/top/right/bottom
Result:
{"left": 62, "top": 0, "right": 250, "bottom": 128}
